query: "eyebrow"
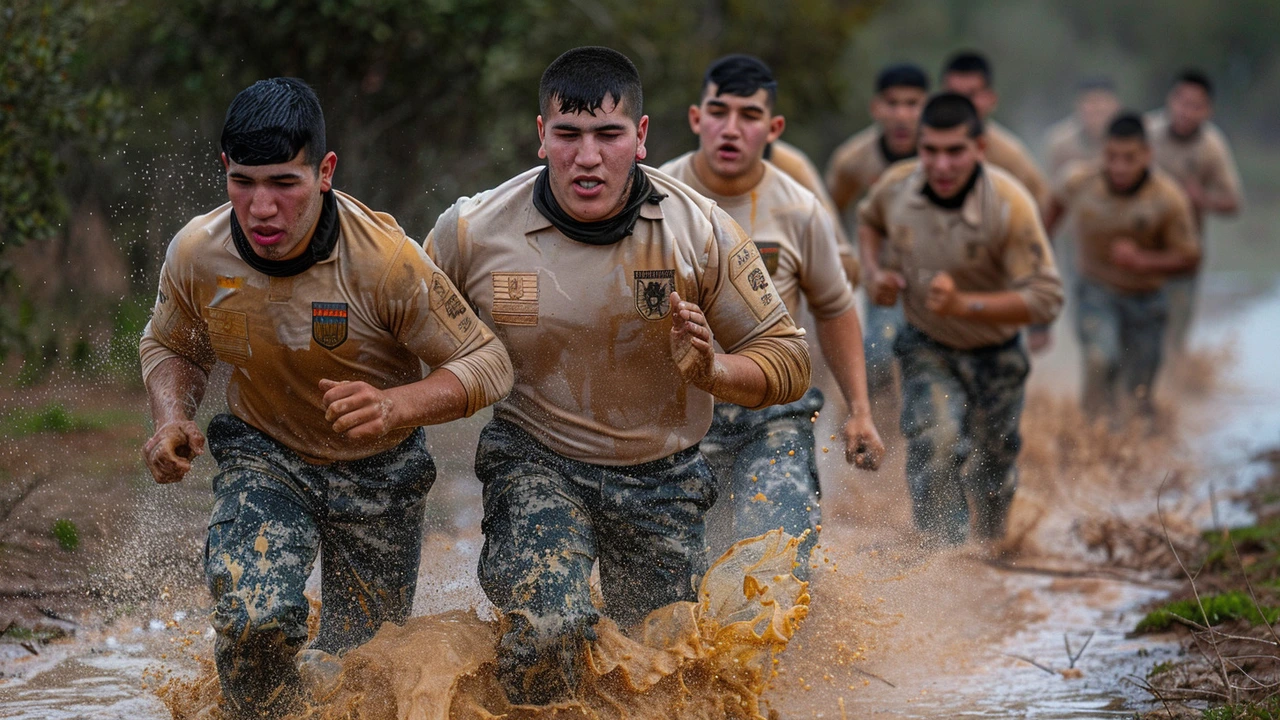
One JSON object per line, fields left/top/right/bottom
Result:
{"left": 706, "top": 98, "right": 766, "bottom": 113}
{"left": 550, "top": 121, "right": 628, "bottom": 133}
{"left": 228, "top": 170, "right": 306, "bottom": 181}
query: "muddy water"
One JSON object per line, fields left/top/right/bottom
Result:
{"left": 2, "top": 275, "right": 1279, "bottom": 719}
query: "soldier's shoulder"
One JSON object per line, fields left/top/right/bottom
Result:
{"left": 645, "top": 165, "right": 720, "bottom": 227}
{"left": 1059, "top": 159, "right": 1100, "bottom": 194}
{"left": 1044, "top": 116, "right": 1079, "bottom": 150}
{"left": 168, "top": 202, "right": 233, "bottom": 261}
{"left": 761, "top": 162, "right": 826, "bottom": 218}
{"left": 1149, "top": 168, "right": 1192, "bottom": 208}
{"left": 875, "top": 158, "right": 920, "bottom": 189}
{"left": 987, "top": 164, "right": 1041, "bottom": 216}
{"left": 334, "top": 191, "right": 410, "bottom": 243}
{"left": 656, "top": 152, "right": 696, "bottom": 183}
{"left": 448, "top": 167, "right": 542, "bottom": 228}
{"left": 1200, "top": 122, "right": 1236, "bottom": 157}
{"left": 830, "top": 126, "right": 879, "bottom": 166}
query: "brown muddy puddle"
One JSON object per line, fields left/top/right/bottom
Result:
{"left": 3, "top": 275, "right": 1280, "bottom": 719}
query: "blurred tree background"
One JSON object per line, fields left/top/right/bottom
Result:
{"left": 3, "top": 0, "right": 1278, "bottom": 384}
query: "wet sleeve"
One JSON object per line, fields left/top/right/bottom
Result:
{"left": 422, "top": 200, "right": 467, "bottom": 291}
{"left": 1051, "top": 162, "right": 1089, "bottom": 209}
{"left": 138, "top": 237, "right": 216, "bottom": 384}
{"left": 1001, "top": 191, "right": 1064, "bottom": 326}
{"left": 1206, "top": 133, "right": 1244, "bottom": 208}
{"left": 825, "top": 146, "right": 864, "bottom": 212}
{"left": 796, "top": 202, "right": 858, "bottom": 320}
{"left": 1013, "top": 154, "right": 1052, "bottom": 215}
{"left": 1160, "top": 185, "right": 1201, "bottom": 264}
{"left": 856, "top": 176, "right": 891, "bottom": 236}
{"left": 697, "top": 208, "right": 810, "bottom": 409}
{"left": 380, "top": 239, "right": 512, "bottom": 417}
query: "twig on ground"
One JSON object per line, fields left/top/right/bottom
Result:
{"left": 850, "top": 665, "right": 896, "bottom": 688}
{"left": 1004, "top": 652, "right": 1056, "bottom": 675}
{"left": 1066, "top": 631, "right": 1094, "bottom": 669}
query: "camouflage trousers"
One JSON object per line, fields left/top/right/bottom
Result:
{"left": 894, "top": 326, "right": 1030, "bottom": 546}
{"left": 1163, "top": 270, "right": 1198, "bottom": 357}
{"left": 865, "top": 300, "right": 905, "bottom": 396}
{"left": 701, "top": 387, "right": 824, "bottom": 579}
{"left": 204, "top": 413, "right": 434, "bottom": 719}
{"left": 1075, "top": 278, "right": 1168, "bottom": 420}
{"left": 474, "top": 418, "right": 715, "bottom": 705}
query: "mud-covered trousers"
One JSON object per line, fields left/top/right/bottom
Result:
{"left": 894, "top": 326, "right": 1030, "bottom": 545}
{"left": 474, "top": 417, "right": 716, "bottom": 706}
{"left": 1163, "top": 271, "right": 1197, "bottom": 357}
{"left": 1075, "top": 278, "right": 1168, "bottom": 419}
{"left": 203, "top": 413, "right": 433, "bottom": 718}
{"left": 865, "top": 299, "right": 905, "bottom": 396}
{"left": 701, "top": 387, "right": 824, "bottom": 580}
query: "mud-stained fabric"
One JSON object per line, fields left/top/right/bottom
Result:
{"left": 202, "top": 413, "right": 433, "bottom": 718}
{"left": 1145, "top": 111, "right": 1243, "bottom": 233}
{"left": 864, "top": 301, "right": 904, "bottom": 396}
{"left": 1054, "top": 163, "right": 1199, "bottom": 294}
{"left": 426, "top": 165, "right": 810, "bottom": 467}
{"left": 140, "top": 191, "right": 512, "bottom": 464}
{"left": 701, "top": 387, "right": 823, "bottom": 578}
{"left": 660, "top": 154, "right": 857, "bottom": 322}
{"left": 825, "top": 125, "right": 895, "bottom": 214}
{"left": 858, "top": 161, "right": 1063, "bottom": 350}
{"left": 767, "top": 140, "right": 859, "bottom": 283}
{"left": 985, "top": 120, "right": 1052, "bottom": 214}
{"left": 472, "top": 417, "right": 716, "bottom": 705}
{"left": 894, "top": 326, "right": 1029, "bottom": 545}
{"left": 1043, "top": 115, "right": 1103, "bottom": 179}
{"left": 1075, "top": 279, "right": 1168, "bottom": 419}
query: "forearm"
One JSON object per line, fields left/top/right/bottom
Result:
{"left": 146, "top": 356, "right": 208, "bottom": 428}
{"left": 704, "top": 353, "right": 769, "bottom": 408}
{"left": 815, "top": 309, "right": 873, "bottom": 419}
{"left": 1136, "top": 247, "right": 1201, "bottom": 275}
{"left": 949, "top": 290, "right": 1034, "bottom": 325}
{"left": 857, "top": 225, "right": 884, "bottom": 283}
{"left": 385, "top": 368, "right": 470, "bottom": 429}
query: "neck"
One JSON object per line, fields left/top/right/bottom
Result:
{"left": 923, "top": 164, "right": 983, "bottom": 210}
{"left": 692, "top": 150, "right": 764, "bottom": 197}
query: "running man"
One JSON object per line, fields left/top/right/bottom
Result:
{"left": 768, "top": 139, "right": 862, "bottom": 285}
{"left": 1044, "top": 113, "right": 1199, "bottom": 420}
{"left": 660, "top": 54, "right": 884, "bottom": 577}
{"left": 859, "top": 93, "right": 1063, "bottom": 546}
{"left": 425, "top": 47, "right": 810, "bottom": 705}
{"left": 1044, "top": 77, "right": 1122, "bottom": 178}
{"left": 139, "top": 78, "right": 513, "bottom": 717}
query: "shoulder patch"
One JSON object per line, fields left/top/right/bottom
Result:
{"left": 429, "top": 273, "right": 477, "bottom": 341}
{"left": 728, "top": 239, "right": 779, "bottom": 321}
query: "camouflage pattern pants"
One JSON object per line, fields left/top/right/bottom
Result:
{"left": 474, "top": 418, "right": 715, "bottom": 705}
{"left": 1163, "top": 270, "right": 1197, "bottom": 357}
{"left": 701, "top": 387, "right": 823, "bottom": 579}
{"left": 204, "top": 413, "right": 434, "bottom": 718}
{"left": 1075, "top": 279, "right": 1168, "bottom": 419}
{"left": 894, "top": 326, "right": 1029, "bottom": 546}
{"left": 865, "top": 299, "right": 905, "bottom": 396}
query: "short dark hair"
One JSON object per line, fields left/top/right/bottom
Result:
{"left": 539, "top": 46, "right": 643, "bottom": 123}
{"left": 942, "top": 50, "right": 993, "bottom": 87}
{"left": 921, "top": 92, "right": 983, "bottom": 138}
{"left": 702, "top": 54, "right": 778, "bottom": 107}
{"left": 876, "top": 63, "right": 929, "bottom": 94}
{"left": 1107, "top": 112, "right": 1147, "bottom": 142}
{"left": 220, "top": 78, "right": 326, "bottom": 169}
{"left": 1076, "top": 76, "right": 1117, "bottom": 94}
{"left": 1173, "top": 68, "right": 1214, "bottom": 100}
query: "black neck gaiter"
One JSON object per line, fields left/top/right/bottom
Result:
{"left": 922, "top": 164, "right": 984, "bottom": 210}
{"left": 532, "top": 165, "right": 666, "bottom": 246}
{"left": 878, "top": 134, "right": 916, "bottom": 165}
{"left": 231, "top": 190, "right": 339, "bottom": 277}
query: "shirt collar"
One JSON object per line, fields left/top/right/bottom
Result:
{"left": 907, "top": 163, "right": 986, "bottom": 227}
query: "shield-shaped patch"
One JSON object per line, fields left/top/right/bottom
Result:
{"left": 312, "top": 302, "right": 348, "bottom": 349}
{"left": 634, "top": 269, "right": 675, "bottom": 321}
{"left": 755, "top": 241, "right": 781, "bottom": 276}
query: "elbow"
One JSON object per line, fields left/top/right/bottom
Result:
{"left": 1024, "top": 288, "right": 1064, "bottom": 326}
{"left": 740, "top": 335, "right": 812, "bottom": 409}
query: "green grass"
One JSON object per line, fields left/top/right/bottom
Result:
{"left": 51, "top": 519, "right": 79, "bottom": 551}
{"left": 1135, "top": 591, "right": 1280, "bottom": 633}
{"left": 1201, "top": 519, "right": 1280, "bottom": 578}
{"left": 0, "top": 402, "right": 106, "bottom": 437}
{"left": 1203, "top": 697, "right": 1280, "bottom": 719}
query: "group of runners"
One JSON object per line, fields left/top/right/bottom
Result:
{"left": 138, "top": 45, "right": 1241, "bottom": 717}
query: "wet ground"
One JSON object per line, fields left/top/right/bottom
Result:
{"left": 2, "top": 272, "right": 1279, "bottom": 719}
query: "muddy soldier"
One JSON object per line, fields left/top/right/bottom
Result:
{"left": 425, "top": 47, "right": 810, "bottom": 705}
{"left": 1146, "top": 70, "right": 1243, "bottom": 357}
{"left": 825, "top": 63, "right": 931, "bottom": 398}
{"left": 859, "top": 93, "right": 1063, "bottom": 546}
{"left": 1043, "top": 77, "right": 1122, "bottom": 179}
{"left": 767, "top": 139, "right": 862, "bottom": 288}
{"left": 1044, "top": 114, "right": 1200, "bottom": 421}
{"left": 660, "top": 55, "right": 883, "bottom": 577}
{"left": 138, "top": 79, "right": 513, "bottom": 718}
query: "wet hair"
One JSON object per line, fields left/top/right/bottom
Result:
{"left": 1107, "top": 112, "right": 1148, "bottom": 142}
{"left": 702, "top": 54, "right": 778, "bottom": 107}
{"left": 942, "top": 50, "right": 992, "bottom": 87}
{"left": 1173, "top": 68, "right": 1214, "bottom": 100}
{"left": 539, "top": 46, "right": 643, "bottom": 123}
{"left": 920, "top": 92, "right": 983, "bottom": 138}
{"left": 876, "top": 63, "right": 929, "bottom": 94}
{"left": 220, "top": 78, "right": 326, "bottom": 169}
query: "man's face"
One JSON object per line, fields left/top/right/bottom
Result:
{"left": 1103, "top": 136, "right": 1151, "bottom": 192}
{"left": 919, "top": 124, "right": 984, "bottom": 199}
{"left": 537, "top": 96, "right": 648, "bottom": 223}
{"left": 689, "top": 85, "right": 784, "bottom": 181}
{"left": 1077, "top": 89, "right": 1120, "bottom": 140}
{"left": 1167, "top": 82, "right": 1213, "bottom": 137}
{"left": 871, "top": 86, "right": 927, "bottom": 154}
{"left": 942, "top": 71, "right": 997, "bottom": 119}
{"left": 223, "top": 149, "right": 336, "bottom": 261}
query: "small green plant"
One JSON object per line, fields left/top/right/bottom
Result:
{"left": 51, "top": 519, "right": 80, "bottom": 551}
{"left": 1146, "top": 660, "right": 1176, "bottom": 678}
{"left": 0, "top": 402, "right": 106, "bottom": 437}
{"left": 1202, "top": 697, "right": 1280, "bottom": 719}
{"left": 1136, "top": 591, "right": 1280, "bottom": 633}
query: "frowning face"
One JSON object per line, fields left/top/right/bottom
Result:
{"left": 538, "top": 96, "right": 649, "bottom": 223}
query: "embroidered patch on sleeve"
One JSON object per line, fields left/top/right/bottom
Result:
{"left": 727, "top": 239, "right": 778, "bottom": 322}
{"left": 491, "top": 271, "right": 539, "bottom": 326}
{"left": 430, "top": 273, "right": 477, "bottom": 342}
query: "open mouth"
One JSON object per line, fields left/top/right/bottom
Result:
{"left": 251, "top": 227, "right": 286, "bottom": 245}
{"left": 716, "top": 143, "right": 742, "bottom": 161}
{"left": 572, "top": 177, "right": 605, "bottom": 198}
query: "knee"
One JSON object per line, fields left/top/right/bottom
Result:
{"left": 904, "top": 417, "right": 965, "bottom": 472}
{"left": 209, "top": 582, "right": 310, "bottom": 653}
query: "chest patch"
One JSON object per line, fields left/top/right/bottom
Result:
{"left": 755, "top": 242, "right": 781, "bottom": 276}
{"left": 312, "top": 302, "right": 349, "bottom": 350}
{"left": 634, "top": 269, "right": 675, "bottom": 321}
{"left": 492, "top": 272, "right": 539, "bottom": 326}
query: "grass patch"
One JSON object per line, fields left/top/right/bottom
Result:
{"left": 1202, "top": 519, "right": 1280, "bottom": 578}
{"left": 1135, "top": 591, "right": 1280, "bottom": 633}
{"left": 0, "top": 402, "right": 105, "bottom": 437}
{"left": 51, "top": 519, "right": 80, "bottom": 551}
{"left": 1203, "top": 697, "right": 1280, "bottom": 719}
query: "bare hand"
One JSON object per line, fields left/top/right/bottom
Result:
{"left": 143, "top": 421, "right": 205, "bottom": 484}
{"left": 669, "top": 291, "right": 718, "bottom": 392}
{"left": 1110, "top": 238, "right": 1146, "bottom": 273}
{"left": 842, "top": 415, "right": 884, "bottom": 470}
{"left": 320, "top": 379, "right": 396, "bottom": 440}
{"left": 870, "top": 270, "right": 906, "bottom": 306}
{"left": 926, "top": 272, "right": 963, "bottom": 316}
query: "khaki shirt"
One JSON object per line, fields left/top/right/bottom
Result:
{"left": 769, "top": 140, "right": 858, "bottom": 285}
{"left": 1146, "top": 111, "right": 1244, "bottom": 230}
{"left": 986, "top": 120, "right": 1052, "bottom": 214}
{"left": 1054, "top": 164, "right": 1199, "bottom": 294}
{"left": 1043, "top": 115, "right": 1102, "bottom": 179}
{"left": 660, "top": 153, "right": 857, "bottom": 321}
{"left": 140, "top": 191, "right": 512, "bottom": 464}
{"left": 426, "top": 166, "right": 810, "bottom": 466}
{"left": 825, "top": 126, "right": 892, "bottom": 213}
{"left": 858, "top": 161, "right": 1063, "bottom": 349}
